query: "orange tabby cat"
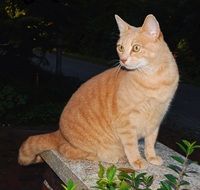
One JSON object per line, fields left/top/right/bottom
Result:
{"left": 18, "top": 14, "right": 179, "bottom": 170}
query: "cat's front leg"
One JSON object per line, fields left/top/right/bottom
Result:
{"left": 116, "top": 121, "right": 148, "bottom": 170}
{"left": 145, "top": 128, "right": 163, "bottom": 165}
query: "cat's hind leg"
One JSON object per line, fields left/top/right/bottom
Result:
{"left": 58, "top": 143, "right": 97, "bottom": 161}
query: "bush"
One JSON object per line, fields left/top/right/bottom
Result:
{"left": 15, "top": 102, "right": 64, "bottom": 125}
{"left": 176, "top": 39, "right": 200, "bottom": 85}
{"left": 0, "top": 85, "right": 27, "bottom": 125}
{"left": 0, "top": 62, "right": 80, "bottom": 126}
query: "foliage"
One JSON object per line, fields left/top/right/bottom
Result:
{"left": 0, "top": 67, "right": 80, "bottom": 126}
{"left": 62, "top": 179, "right": 76, "bottom": 190}
{"left": 95, "top": 163, "right": 154, "bottom": 190}
{"left": 95, "top": 164, "right": 154, "bottom": 190}
{"left": 176, "top": 39, "right": 200, "bottom": 85}
{"left": 0, "top": 0, "right": 64, "bottom": 68}
{"left": 63, "top": 140, "right": 200, "bottom": 190}
{"left": 14, "top": 102, "right": 64, "bottom": 125}
{"left": 0, "top": 84, "right": 64, "bottom": 125}
{"left": 158, "top": 140, "right": 200, "bottom": 190}
{"left": 3, "top": 0, "right": 26, "bottom": 19}
{"left": 0, "top": 85, "right": 27, "bottom": 125}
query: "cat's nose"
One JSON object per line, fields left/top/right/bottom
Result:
{"left": 120, "top": 58, "right": 127, "bottom": 64}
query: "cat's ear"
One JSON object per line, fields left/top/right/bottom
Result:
{"left": 115, "top": 15, "right": 130, "bottom": 34}
{"left": 141, "top": 14, "right": 160, "bottom": 39}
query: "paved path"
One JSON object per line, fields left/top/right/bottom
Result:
{"left": 40, "top": 53, "right": 107, "bottom": 81}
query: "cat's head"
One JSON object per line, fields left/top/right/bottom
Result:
{"left": 115, "top": 14, "right": 164, "bottom": 71}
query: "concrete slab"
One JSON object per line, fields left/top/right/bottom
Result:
{"left": 41, "top": 142, "right": 200, "bottom": 190}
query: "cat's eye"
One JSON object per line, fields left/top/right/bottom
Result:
{"left": 132, "top": 44, "right": 141, "bottom": 52}
{"left": 117, "top": 44, "right": 124, "bottom": 53}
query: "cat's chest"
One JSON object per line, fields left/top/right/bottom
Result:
{"left": 129, "top": 98, "right": 169, "bottom": 137}
{"left": 118, "top": 86, "right": 172, "bottom": 126}
{"left": 138, "top": 97, "right": 169, "bottom": 119}
{"left": 117, "top": 83, "right": 172, "bottom": 110}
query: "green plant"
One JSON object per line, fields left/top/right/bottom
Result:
{"left": 96, "top": 163, "right": 119, "bottom": 189}
{"left": 96, "top": 163, "right": 154, "bottom": 190}
{"left": 62, "top": 140, "right": 200, "bottom": 190}
{"left": 62, "top": 179, "right": 76, "bottom": 190}
{"left": 118, "top": 170, "right": 153, "bottom": 190}
{"left": 158, "top": 140, "right": 200, "bottom": 190}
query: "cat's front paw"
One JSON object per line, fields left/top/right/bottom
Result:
{"left": 130, "top": 158, "right": 148, "bottom": 170}
{"left": 146, "top": 156, "right": 163, "bottom": 166}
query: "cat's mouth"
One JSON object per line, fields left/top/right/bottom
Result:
{"left": 120, "top": 63, "right": 142, "bottom": 71}
{"left": 121, "top": 66, "right": 136, "bottom": 71}
{"left": 120, "top": 58, "right": 148, "bottom": 71}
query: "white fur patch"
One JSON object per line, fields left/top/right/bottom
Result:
{"left": 123, "top": 58, "right": 148, "bottom": 70}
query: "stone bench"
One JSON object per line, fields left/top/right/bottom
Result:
{"left": 41, "top": 142, "right": 200, "bottom": 190}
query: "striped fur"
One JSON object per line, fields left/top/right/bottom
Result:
{"left": 18, "top": 15, "right": 179, "bottom": 170}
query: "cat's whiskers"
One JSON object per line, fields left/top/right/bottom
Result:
{"left": 114, "top": 63, "right": 122, "bottom": 79}
{"left": 107, "top": 59, "right": 121, "bottom": 67}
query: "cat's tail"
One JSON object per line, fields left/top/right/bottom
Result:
{"left": 18, "top": 130, "right": 64, "bottom": 165}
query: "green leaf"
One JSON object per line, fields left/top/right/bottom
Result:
{"left": 182, "top": 140, "right": 191, "bottom": 147}
{"left": 62, "top": 179, "right": 76, "bottom": 190}
{"left": 160, "top": 181, "right": 173, "bottom": 190}
{"left": 171, "top": 155, "right": 185, "bottom": 164}
{"left": 109, "top": 186, "right": 116, "bottom": 190}
{"left": 119, "top": 180, "right": 130, "bottom": 190}
{"left": 193, "top": 145, "right": 200, "bottom": 149}
{"left": 61, "top": 184, "right": 68, "bottom": 190}
{"left": 191, "top": 141, "right": 197, "bottom": 146}
{"left": 168, "top": 164, "right": 182, "bottom": 173}
{"left": 66, "top": 179, "right": 76, "bottom": 190}
{"left": 177, "top": 142, "right": 187, "bottom": 154}
{"left": 144, "top": 175, "right": 154, "bottom": 187}
{"left": 106, "top": 165, "right": 117, "bottom": 182}
{"left": 96, "top": 178, "right": 108, "bottom": 186}
{"left": 180, "top": 180, "right": 190, "bottom": 186}
{"left": 130, "top": 171, "right": 136, "bottom": 179}
{"left": 136, "top": 172, "right": 147, "bottom": 179}
{"left": 133, "top": 173, "right": 147, "bottom": 188}
{"left": 133, "top": 177, "right": 140, "bottom": 189}
{"left": 98, "top": 162, "right": 105, "bottom": 178}
{"left": 187, "top": 148, "right": 194, "bottom": 156}
{"left": 164, "top": 174, "right": 177, "bottom": 184}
